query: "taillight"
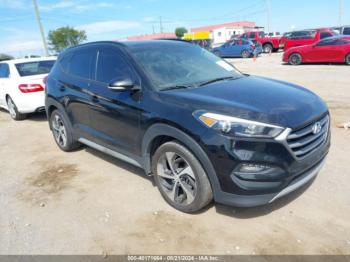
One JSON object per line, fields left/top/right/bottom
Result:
{"left": 18, "top": 84, "right": 44, "bottom": 93}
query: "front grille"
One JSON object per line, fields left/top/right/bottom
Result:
{"left": 287, "top": 115, "right": 329, "bottom": 159}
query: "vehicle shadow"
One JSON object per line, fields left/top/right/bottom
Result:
{"left": 282, "top": 62, "right": 347, "bottom": 66}
{"left": 84, "top": 146, "right": 155, "bottom": 185}
{"left": 78, "top": 144, "right": 316, "bottom": 218}
{"left": 214, "top": 178, "right": 314, "bottom": 219}
{"left": 26, "top": 111, "right": 47, "bottom": 122}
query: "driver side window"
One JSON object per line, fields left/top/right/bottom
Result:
{"left": 96, "top": 48, "right": 134, "bottom": 84}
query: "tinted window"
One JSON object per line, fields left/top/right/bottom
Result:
{"left": 96, "top": 48, "right": 133, "bottom": 84}
{"left": 0, "top": 63, "right": 10, "bottom": 78}
{"left": 68, "top": 49, "right": 95, "bottom": 79}
{"left": 317, "top": 39, "right": 337, "bottom": 46}
{"left": 343, "top": 27, "right": 350, "bottom": 35}
{"left": 59, "top": 53, "right": 73, "bottom": 72}
{"left": 320, "top": 32, "right": 333, "bottom": 39}
{"left": 15, "top": 60, "right": 55, "bottom": 77}
{"left": 290, "top": 31, "right": 315, "bottom": 40}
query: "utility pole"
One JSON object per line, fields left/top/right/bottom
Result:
{"left": 265, "top": 0, "right": 271, "bottom": 33}
{"left": 159, "top": 16, "right": 163, "bottom": 33}
{"left": 32, "top": 0, "right": 49, "bottom": 56}
{"left": 339, "top": 0, "right": 343, "bottom": 26}
{"left": 152, "top": 25, "right": 155, "bottom": 34}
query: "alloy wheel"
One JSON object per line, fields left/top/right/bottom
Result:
{"left": 290, "top": 54, "right": 301, "bottom": 65}
{"left": 52, "top": 114, "right": 67, "bottom": 147}
{"left": 156, "top": 152, "right": 197, "bottom": 205}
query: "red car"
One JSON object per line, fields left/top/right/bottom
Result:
{"left": 283, "top": 28, "right": 335, "bottom": 51}
{"left": 283, "top": 35, "right": 350, "bottom": 65}
{"left": 239, "top": 31, "right": 281, "bottom": 53}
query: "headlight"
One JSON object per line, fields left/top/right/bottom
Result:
{"left": 194, "top": 111, "right": 284, "bottom": 138}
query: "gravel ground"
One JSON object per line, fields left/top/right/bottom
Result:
{"left": 0, "top": 52, "right": 349, "bottom": 255}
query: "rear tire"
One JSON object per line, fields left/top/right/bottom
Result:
{"left": 152, "top": 141, "right": 213, "bottom": 213}
{"left": 49, "top": 110, "right": 80, "bottom": 152}
{"left": 289, "top": 53, "right": 302, "bottom": 65}
{"left": 346, "top": 54, "right": 350, "bottom": 65}
{"left": 6, "top": 96, "right": 27, "bottom": 121}
{"left": 241, "top": 50, "right": 251, "bottom": 58}
{"left": 263, "top": 43, "right": 273, "bottom": 53}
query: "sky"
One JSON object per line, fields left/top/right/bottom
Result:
{"left": 0, "top": 0, "right": 349, "bottom": 57}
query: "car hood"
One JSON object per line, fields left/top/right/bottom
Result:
{"left": 161, "top": 76, "right": 328, "bottom": 129}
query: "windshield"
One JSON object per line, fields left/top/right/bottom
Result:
{"left": 15, "top": 60, "right": 55, "bottom": 77}
{"left": 130, "top": 42, "right": 242, "bottom": 90}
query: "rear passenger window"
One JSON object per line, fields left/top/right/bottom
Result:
{"left": 68, "top": 49, "right": 95, "bottom": 79}
{"left": 0, "top": 63, "right": 10, "bottom": 78}
{"left": 320, "top": 32, "right": 333, "bottom": 39}
{"left": 343, "top": 27, "right": 350, "bottom": 35}
{"left": 96, "top": 48, "right": 133, "bottom": 84}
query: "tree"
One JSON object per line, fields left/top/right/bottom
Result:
{"left": 48, "top": 26, "right": 87, "bottom": 53}
{"left": 175, "top": 27, "right": 188, "bottom": 38}
{"left": 0, "top": 53, "right": 14, "bottom": 61}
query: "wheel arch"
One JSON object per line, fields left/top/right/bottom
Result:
{"left": 141, "top": 123, "right": 222, "bottom": 198}
{"left": 288, "top": 52, "right": 302, "bottom": 64}
{"left": 45, "top": 97, "right": 74, "bottom": 133}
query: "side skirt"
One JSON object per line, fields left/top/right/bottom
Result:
{"left": 78, "top": 138, "right": 143, "bottom": 168}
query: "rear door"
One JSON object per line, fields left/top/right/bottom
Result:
{"left": 87, "top": 45, "right": 142, "bottom": 155}
{"left": 0, "top": 63, "right": 10, "bottom": 107}
{"left": 58, "top": 47, "right": 97, "bottom": 139}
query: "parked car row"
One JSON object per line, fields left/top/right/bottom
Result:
{"left": 283, "top": 35, "right": 350, "bottom": 65}
{"left": 0, "top": 40, "right": 330, "bottom": 213}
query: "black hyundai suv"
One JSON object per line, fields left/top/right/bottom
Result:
{"left": 45, "top": 40, "right": 330, "bottom": 213}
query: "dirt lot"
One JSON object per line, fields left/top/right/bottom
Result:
{"left": 0, "top": 53, "right": 349, "bottom": 255}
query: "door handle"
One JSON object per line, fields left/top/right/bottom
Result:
{"left": 91, "top": 95, "right": 99, "bottom": 102}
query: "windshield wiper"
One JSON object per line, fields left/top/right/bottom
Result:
{"left": 160, "top": 84, "right": 194, "bottom": 91}
{"left": 198, "top": 76, "right": 236, "bottom": 87}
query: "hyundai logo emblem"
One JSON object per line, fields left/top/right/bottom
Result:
{"left": 312, "top": 122, "right": 322, "bottom": 135}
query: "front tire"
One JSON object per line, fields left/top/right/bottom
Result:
{"left": 152, "top": 141, "right": 213, "bottom": 213}
{"left": 6, "top": 96, "right": 27, "bottom": 121}
{"left": 346, "top": 53, "right": 350, "bottom": 65}
{"left": 49, "top": 110, "right": 80, "bottom": 152}
{"left": 289, "top": 53, "right": 302, "bottom": 65}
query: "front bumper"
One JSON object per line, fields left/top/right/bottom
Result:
{"left": 200, "top": 115, "right": 330, "bottom": 207}
{"left": 213, "top": 157, "right": 325, "bottom": 207}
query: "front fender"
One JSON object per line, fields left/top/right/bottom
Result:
{"left": 141, "top": 123, "right": 222, "bottom": 199}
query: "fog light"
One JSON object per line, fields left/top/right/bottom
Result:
{"left": 239, "top": 163, "right": 271, "bottom": 173}
{"left": 233, "top": 163, "right": 285, "bottom": 180}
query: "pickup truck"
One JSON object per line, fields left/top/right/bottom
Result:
{"left": 239, "top": 31, "right": 281, "bottom": 53}
{"left": 283, "top": 28, "right": 335, "bottom": 51}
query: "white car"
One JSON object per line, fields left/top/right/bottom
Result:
{"left": 0, "top": 57, "right": 56, "bottom": 120}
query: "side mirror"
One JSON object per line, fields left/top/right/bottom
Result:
{"left": 108, "top": 78, "right": 135, "bottom": 91}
